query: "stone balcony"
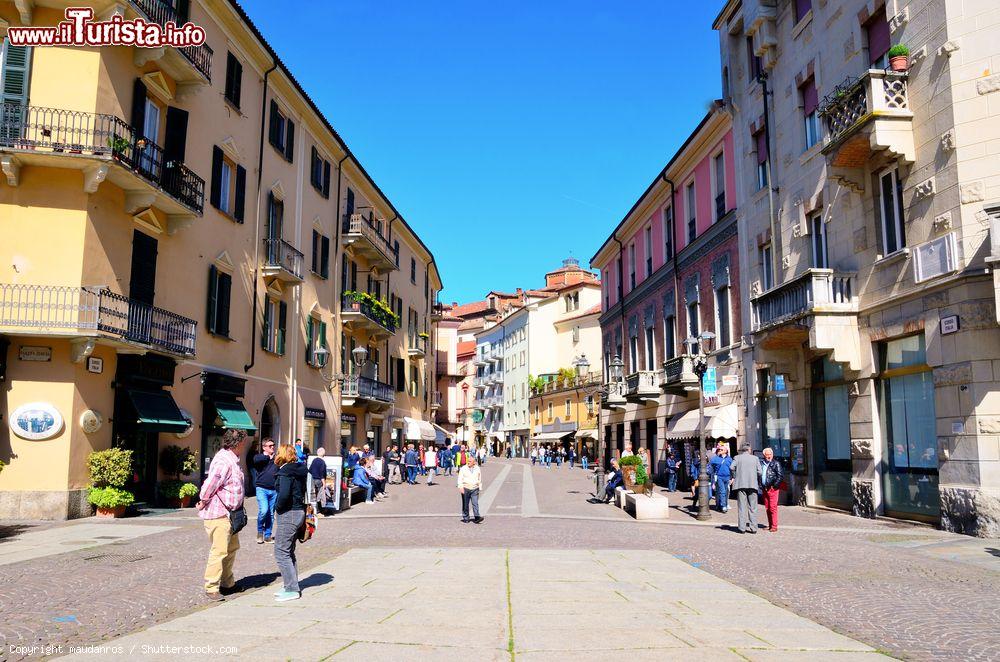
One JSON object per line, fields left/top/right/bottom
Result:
{"left": 262, "top": 238, "right": 304, "bottom": 283}
{"left": 602, "top": 381, "right": 627, "bottom": 411}
{"left": 625, "top": 370, "right": 661, "bottom": 404}
{"left": 341, "top": 213, "right": 398, "bottom": 273}
{"left": 751, "top": 268, "right": 861, "bottom": 369}
{"left": 821, "top": 70, "right": 914, "bottom": 173}
{"left": 661, "top": 355, "right": 700, "bottom": 396}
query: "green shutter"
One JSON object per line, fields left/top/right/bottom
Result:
{"left": 305, "top": 316, "right": 314, "bottom": 365}
{"left": 261, "top": 299, "right": 272, "bottom": 350}
{"left": 277, "top": 301, "right": 287, "bottom": 355}
{"left": 1, "top": 42, "right": 31, "bottom": 105}
{"left": 206, "top": 265, "right": 218, "bottom": 334}
{"left": 319, "top": 322, "right": 328, "bottom": 367}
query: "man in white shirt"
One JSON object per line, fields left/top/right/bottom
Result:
{"left": 425, "top": 446, "right": 438, "bottom": 486}
{"left": 457, "top": 455, "right": 483, "bottom": 524}
{"left": 621, "top": 444, "right": 634, "bottom": 458}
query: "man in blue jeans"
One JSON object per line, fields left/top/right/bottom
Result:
{"left": 665, "top": 452, "right": 678, "bottom": 492}
{"left": 709, "top": 445, "right": 734, "bottom": 513}
{"left": 251, "top": 438, "right": 277, "bottom": 544}
{"left": 404, "top": 444, "right": 419, "bottom": 484}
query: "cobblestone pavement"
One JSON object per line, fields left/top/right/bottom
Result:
{"left": 2, "top": 458, "right": 998, "bottom": 661}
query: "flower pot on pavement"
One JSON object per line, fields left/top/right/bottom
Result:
{"left": 96, "top": 506, "right": 126, "bottom": 519}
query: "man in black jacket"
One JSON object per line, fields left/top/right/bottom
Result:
{"left": 252, "top": 438, "right": 277, "bottom": 544}
{"left": 760, "top": 447, "right": 784, "bottom": 532}
{"left": 308, "top": 447, "right": 328, "bottom": 514}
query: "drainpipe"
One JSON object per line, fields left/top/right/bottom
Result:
{"left": 759, "top": 72, "right": 779, "bottom": 287}
{"left": 661, "top": 172, "right": 679, "bottom": 356}
{"left": 244, "top": 61, "right": 278, "bottom": 373}
{"left": 383, "top": 214, "right": 398, "bottom": 392}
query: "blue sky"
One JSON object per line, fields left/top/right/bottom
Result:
{"left": 241, "top": 1, "right": 724, "bottom": 303}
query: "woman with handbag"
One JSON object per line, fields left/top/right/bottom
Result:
{"left": 274, "top": 444, "right": 308, "bottom": 602}
{"left": 196, "top": 429, "right": 247, "bottom": 602}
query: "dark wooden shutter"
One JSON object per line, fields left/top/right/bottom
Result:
{"left": 321, "top": 236, "right": 330, "bottom": 278}
{"left": 277, "top": 301, "right": 287, "bottom": 354}
{"left": 261, "top": 299, "right": 271, "bottom": 349}
{"left": 284, "top": 120, "right": 295, "bottom": 161}
{"left": 346, "top": 188, "right": 355, "bottom": 216}
{"left": 163, "top": 106, "right": 188, "bottom": 164}
{"left": 131, "top": 78, "right": 147, "bottom": 134}
{"left": 129, "top": 230, "right": 158, "bottom": 305}
{"left": 209, "top": 145, "right": 223, "bottom": 209}
{"left": 305, "top": 317, "right": 314, "bottom": 364}
{"left": 216, "top": 271, "right": 231, "bottom": 337}
{"left": 206, "top": 265, "right": 219, "bottom": 334}
{"left": 311, "top": 230, "right": 319, "bottom": 273}
{"left": 310, "top": 146, "right": 319, "bottom": 186}
{"left": 233, "top": 165, "right": 246, "bottom": 222}
{"left": 0, "top": 44, "right": 31, "bottom": 107}
{"left": 322, "top": 161, "right": 331, "bottom": 198}
{"left": 225, "top": 52, "right": 242, "bottom": 107}
{"left": 319, "top": 321, "right": 328, "bottom": 366}
{"left": 175, "top": 0, "right": 190, "bottom": 24}
{"left": 268, "top": 99, "right": 280, "bottom": 147}
{"left": 396, "top": 358, "right": 405, "bottom": 392}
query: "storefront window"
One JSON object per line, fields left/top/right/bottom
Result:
{"left": 877, "top": 335, "right": 939, "bottom": 519}
{"left": 758, "top": 370, "right": 790, "bottom": 459}
{"left": 810, "top": 357, "right": 851, "bottom": 509}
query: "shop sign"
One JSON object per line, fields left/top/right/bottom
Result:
{"left": 472, "top": 410, "right": 484, "bottom": 423}
{"left": 305, "top": 407, "right": 326, "bottom": 420}
{"left": 10, "top": 402, "right": 64, "bottom": 440}
{"left": 721, "top": 374, "right": 739, "bottom": 387}
{"left": 703, "top": 367, "right": 718, "bottom": 404}
{"left": 340, "top": 413, "right": 357, "bottom": 423}
{"left": 19, "top": 346, "right": 51, "bottom": 362}
{"left": 774, "top": 374, "right": 786, "bottom": 392}
{"left": 87, "top": 357, "right": 103, "bottom": 374}
{"left": 940, "top": 315, "right": 960, "bottom": 335}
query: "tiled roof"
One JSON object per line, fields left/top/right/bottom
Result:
{"left": 558, "top": 304, "right": 602, "bottom": 322}
{"left": 449, "top": 300, "right": 490, "bottom": 318}
{"left": 456, "top": 341, "right": 477, "bottom": 356}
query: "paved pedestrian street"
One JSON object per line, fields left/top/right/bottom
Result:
{"left": 3, "top": 459, "right": 999, "bottom": 661}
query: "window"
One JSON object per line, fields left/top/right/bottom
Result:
{"left": 746, "top": 36, "right": 762, "bottom": 82}
{"left": 410, "top": 365, "right": 419, "bottom": 397}
{"left": 209, "top": 147, "right": 246, "bottom": 222}
{"left": 755, "top": 130, "right": 769, "bottom": 190}
{"left": 311, "top": 230, "right": 330, "bottom": 278}
{"left": 663, "top": 207, "right": 674, "bottom": 260}
{"left": 664, "top": 314, "right": 676, "bottom": 360}
{"left": 644, "top": 325, "right": 655, "bottom": 370}
{"left": 713, "top": 152, "right": 726, "bottom": 222}
{"left": 547, "top": 402, "right": 553, "bottom": 419}
{"left": 810, "top": 356, "right": 852, "bottom": 508}
{"left": 224, "top": 52, "right": 242, "bottom": 108}
{"left": 261, "top": 297, "right": 287, "bottom": 355}
{"left": 811, "top": 212, "right": 828, "bottom": 268}
{"left": 410, "top": 257, "right": 416, "bottom": 284}
{"left": 572, "top": 326, "right": 580, "bottom": 343}
{"left": 306, "top": 316, "right": 328, "bottom": 367}
{"left": 565, "top": 399, "right": 571, "bottom": 417}
{"left": 760, "top": 243, "right": 774, "bottom": 291}
{"left": 879, "top": 166, "right": 906, "bottom": 255}
{"left": 629, "top": 329, "right": 639, "bottom": 371}
{"left": 801, "top": 79, "right": 820, "bottom": 149}
{"left": 686, "top": 182, "right": 697, "bottom": 243}
{"left": 715, "top": 285, "right": 731, "bottom": 348}
{"left": 393, "top": 240, "right": 400, "bottom": 267}
{"left": 310, "top": 147, "right": 331, "bottom": 198}
{"left": 628, "top": 243, "right": 636, "bottom": 290}
{"left": 268, "top": 100, "right": 295, "bottom": 162}
{"left": 644, "top": 226, "right": 653, "bottom": 277}
{"left": 759, "top": 371, "right": 790, "bottom": 459}
{"left": 794, "top": 0, "right": 812, "bottom": 23}
{"left": 206, "top": 265, "right": 231, "bottom": 337}
{"left": 687, "top": 302, "right": 700, "bottom": 354}
{"left": 865, "top": 9, "right": 891, "bottom": 68}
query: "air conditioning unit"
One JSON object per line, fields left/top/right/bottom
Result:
{"left": 913, "top": 232, "right": 958, "bottom": 283}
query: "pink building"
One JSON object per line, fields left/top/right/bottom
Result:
{"left": 591, "top": 102, "right": 742, "bottom": 480}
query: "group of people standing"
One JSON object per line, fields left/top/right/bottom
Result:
{"left": 529, "top": 445, "right": 583, "bottom": 468}
{"left": 198, "top": 430, "right": 314, "bottom": 604}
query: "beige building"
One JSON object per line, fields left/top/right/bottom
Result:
{"left": 715, "top": 0, "right": 1000, "bottom": 534}
{"left": 0, "top": 0, "right": 440, "bottom": 518}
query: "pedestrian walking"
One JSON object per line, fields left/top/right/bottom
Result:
{"left": 457, "top": 455, "right": 484, "bottom": 523}
{"left": 581, "top": 451, "right": 589, "bottom": 471}
{"left": 731, "top": 444, "right": 762, "bottom": 534}
{"left": 385, "top": 445, "right": 402, "bottom": 484}
{"left": 543, "top": 445, "right": 552, "bottom": 468}
{"left": 273, "top": 444, "right": 307, "bottom": 601}
{"left": 530, "top": 446, "right": 538, "bottom": 465}
{"left": 568, "top": 447, "right": 576, "bottom": 468}
{"left": 477, "top": 444, "right": 487, "bottom": 466}
{"left": 252, "top": 437, "right": 277, "bottom": 544}
{"left": 557, "top": 447, "right": 565, "bottom": 466}
{"left": 665, "top": 452, "right": 678, "bottom": 492}
{"left": 425, "top": 445, "right": 438, "bottom": 485}
{"left": 760, "top": 447, "right": 784, "bottom": 532}
{"left": 404, "top": 444, "right": 419, "bottom": 484}
{"left": 709, "top": 445, "right": 733, "bottom": 513}
{"left": 196, "top": 429, "right": 247, "bottom": 601}
{"left": 307, "top": 447, "right": 328, "bottom": 514}
{"left": 440, "top": 445, "right": 454, "bottom": 476}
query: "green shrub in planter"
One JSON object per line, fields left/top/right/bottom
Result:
{"left": 87, "top": 448, "right": 133, "bottom": 488}
{"left": 159, "top": 445, "right": 198, "bottom": 480}
{"left": 887, "top": 43, "right": 909, "bottom": 58}
{"left": 619, "top": 455, "right": 649, "bottom": 485}
{"left": 158, "top": 480, "right": 198, "bottom": 500}
{"left": 87, "top": 486, "right": 136, "bottom": 509}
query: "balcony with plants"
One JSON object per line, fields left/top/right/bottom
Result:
{"left": 0, "top": 103, "right": 205, "bottom": 219}
{"left": 341, "top": 291, "right": 399, "bottom": 339}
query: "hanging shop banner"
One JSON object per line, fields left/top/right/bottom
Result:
{"left": 703, "top": 367, "right": 718, "bottom": 405}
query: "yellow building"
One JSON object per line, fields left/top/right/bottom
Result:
{"left": 529, "top": 373, "right": 602, "bottom": 460}
{"left": 0, "top": 0, "right": 440, "bottom": 518}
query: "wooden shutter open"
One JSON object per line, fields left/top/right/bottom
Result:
{"left": 206, "top": 265, "right": 218, "bottom": 334}
{"left": 216, "top": 271, "right": 231, "bottom": 337}
{"left": 277, "top": 301, "right": 287, "bottom": 355}
{"left": 233, "top": 165, "right": 246, "bottom": 222}
{"left": 284, "top": 120, "right": 295, "bottom": 162}
{"left": 321, "top": 236, "right": 330, "bottom": 278}
{"left": 210, "top": 145, "right": 223, "bottom": 209}
{"left": 131, "top": 78, "right": 147, "bottom": 135}
{"left": 322, "top": 161, "right": 331, "bottom": 198}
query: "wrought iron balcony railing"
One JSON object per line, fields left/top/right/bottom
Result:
{"left": 129, "top": 0, "right": 214, "bottom": 81}
{"left": 341, "top": 294, "right": 398, "bottom": 334}
{"left": 341, "top": 213, "right": 398, "bottom": 267}
{"left": 342, "top": 375, "right": 394, "bottom": 404}
{"left": 263, "top": 237, "right": 304, "bottom": 280}
{"left": 0, "top": 103, "right": 204, "bottom": 213}
{"left": 0, "top": 283, "right": 196, "bottom": 356}
{"left": 752, "top": 269, "right": 857, "bottom": 332}
{"left": 820, "top": 70, "right": 910, "bottom": 148}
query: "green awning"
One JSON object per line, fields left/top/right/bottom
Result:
{"left": 214, "top": 401, "right": 257, "bottom": 431}
{"left": 126, "top": 389, "right": 189, "bottom": 433}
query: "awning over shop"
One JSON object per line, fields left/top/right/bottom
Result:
{"left": 532, "top": 430, "right": 574, "bottom": 442}
{"left": 404, "top": 417, "right": 436, "bottom": 441}
{"left": 575, "top": 429, "right": 598, "bottom": 439}
{"left": 664, "top": 404, "right": 738, "bottom": 440}
{"left": 432, "top": 423, "right": 454, "bottom": 444}
{"left": 213, "top": 401, "right": 258, "bottom": 431}
{"left": 126, "top": 389, "right": 189, "bottom": 433}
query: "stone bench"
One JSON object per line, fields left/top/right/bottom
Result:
{"left": 614, "top": 486, "right": 633, "bottom": 509}
{"left": 624, "top": 491, "right": 670, "bottom": 520}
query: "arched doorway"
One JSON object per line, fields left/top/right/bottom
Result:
{"left": 245, "top": 396, "right": 280, "bottom": 493}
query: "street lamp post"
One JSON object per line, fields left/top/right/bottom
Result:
{"left": 684, "top": 332, "right": 715, "bottom": 522}
{"left": 574, "top": 352, "right": 613, "bottom": 499}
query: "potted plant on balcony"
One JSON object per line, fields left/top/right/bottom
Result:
{"left": 619, "top": 455, "right": 648, "bottom": 494}
{"left": 158, "top": 445, "right": 199, "bottom": 507}
{"left": 86, "top": 448, "right": 135, "bottom": 518}
{"left": 887, "top": 43, "right": 910, "bottom": 72}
